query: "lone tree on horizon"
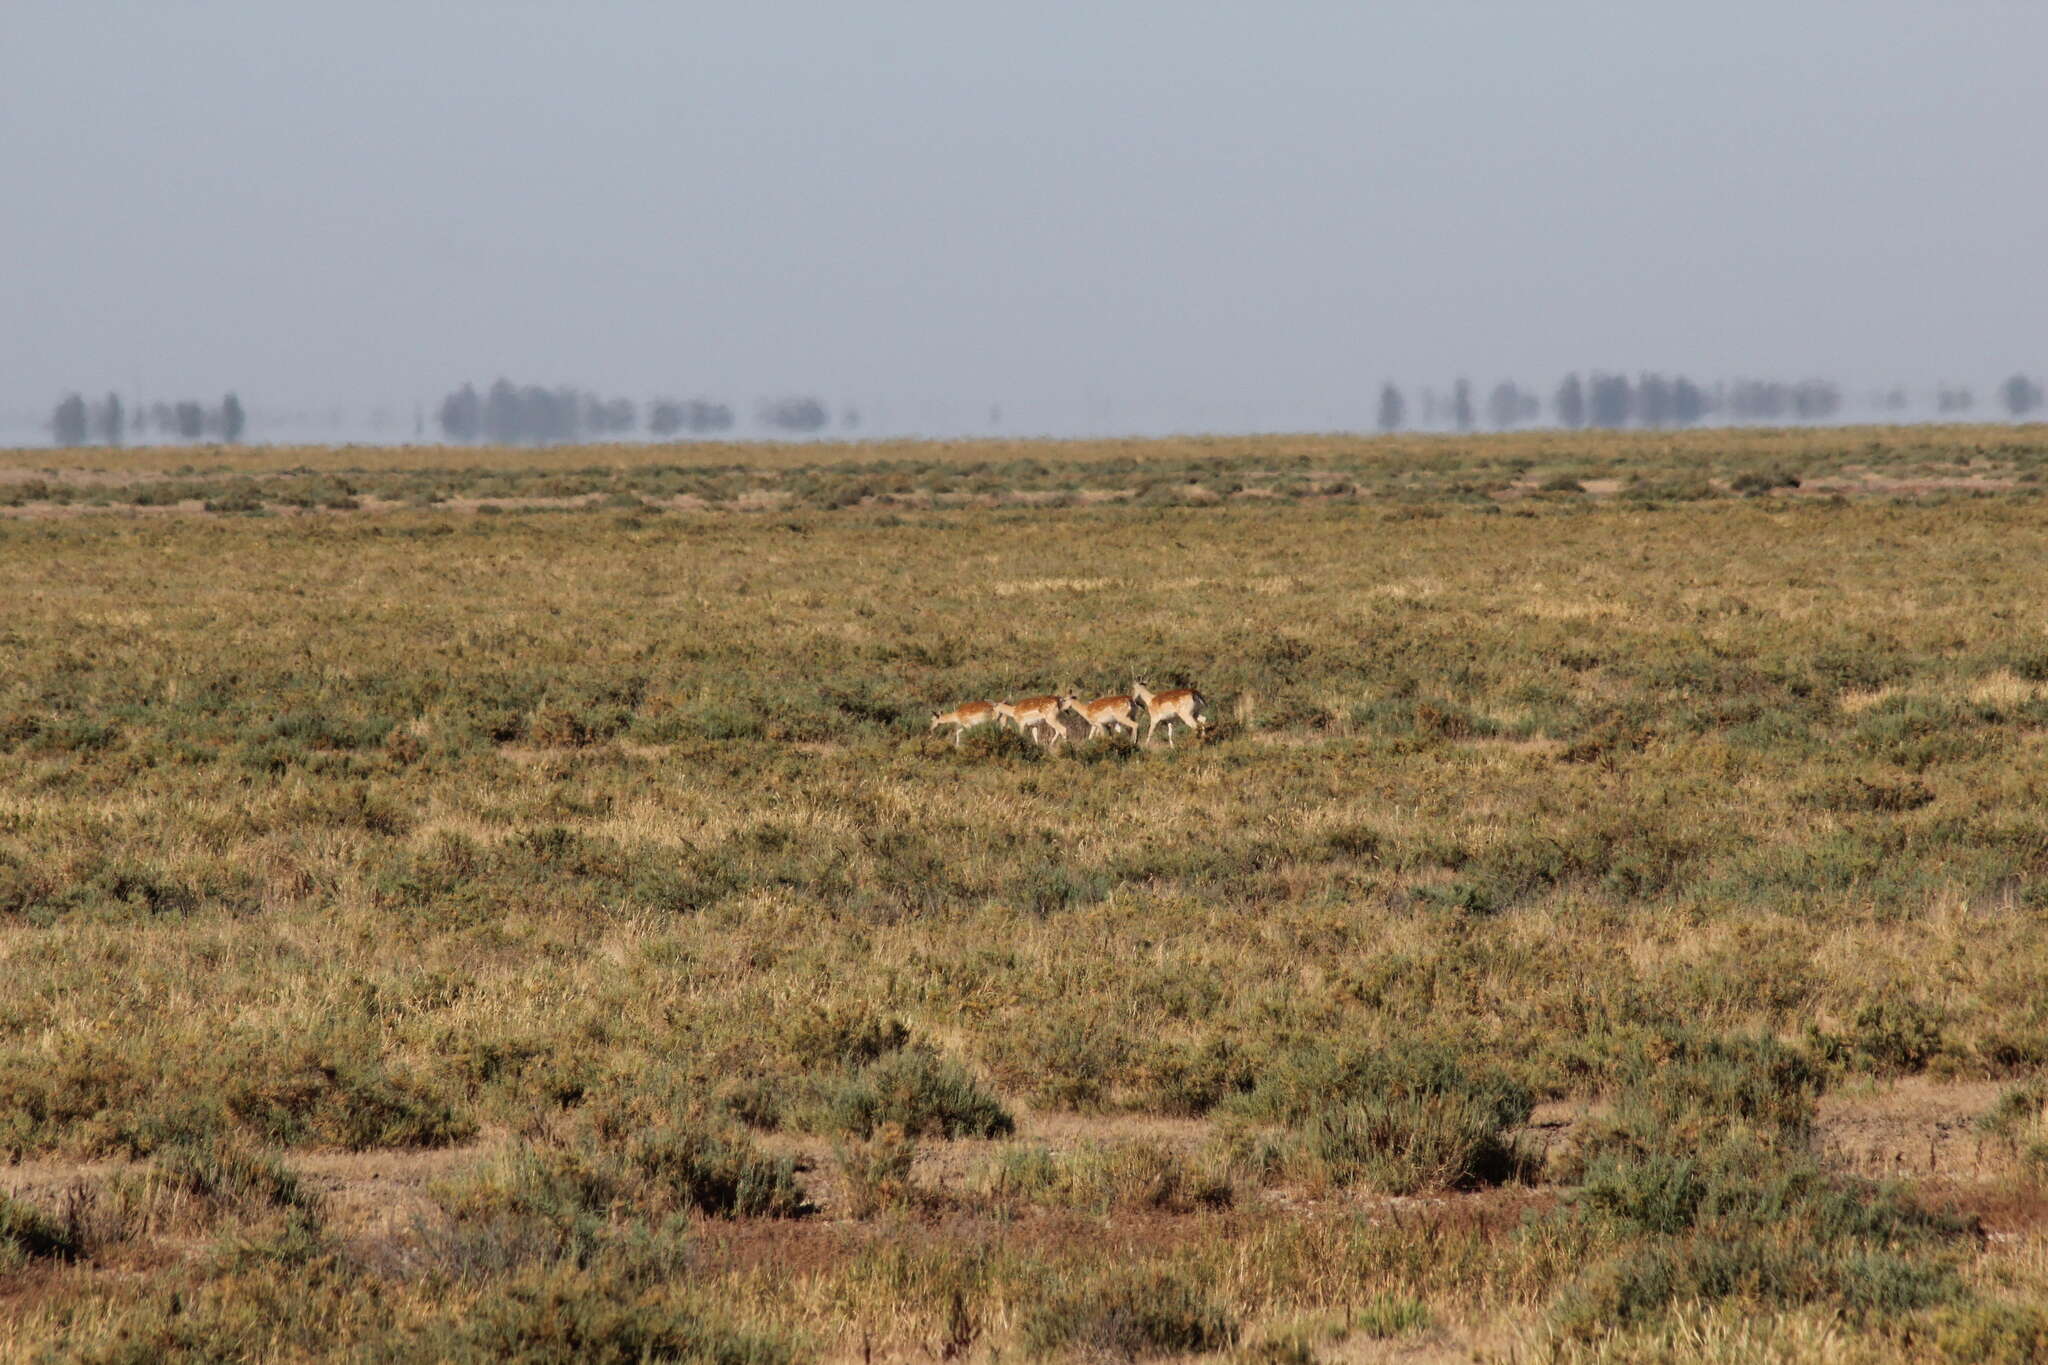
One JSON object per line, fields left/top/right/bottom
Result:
{"left": 1377, "top": 382, "right": 1405, "bottom": 433}
{"left": 221, "top": 393, "right": 246, "bottom": 443}
{"left": 2003, "top": 373, "right": 2044, "bottom": 418}
{"left": 1487, "top": 380, "right": 1538, "bottom": 429}
{"left": 1555, "top": 374, "right": 1586, "bottom": 429}
{"left": 51, "top": 393, "right": 88, "bottom": 446}
{"left": 438, "top": 382, "right": 482, "bottom": 441}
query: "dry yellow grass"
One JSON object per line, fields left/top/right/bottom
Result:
{"left": 4, "top": 427, "right": 2048, "bottom": 1360}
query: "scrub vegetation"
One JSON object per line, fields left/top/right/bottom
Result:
{"left": 3, "top": 424, "right": 2047, "bottom": 1360}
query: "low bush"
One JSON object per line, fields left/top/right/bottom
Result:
{"left": 625, "top": 1123, "right": 812, "bottom": 1218}
{"left": 1553, "top": 1235, "right": 1958, "bottom": 1337}
{"left": 1348, "top": 1292, "right": 1433, "bottom": 1340}
{"left": 0, "top": 1193, "right": 81, "bottom": 1269}
{"left": 422, "top": 1122, "right": 809, "bottom": 1282}
{"left": 149, "top": 1134, "right": 319, "bottom": 1224}
{"left": 813, "top": 1048, "right": 1014, "bottom": 1140}
{"left": 1291, "top": 1091, "right": 1526, "bottom": 1195}
{"left": 1976, "top": 1079, "right": 2048, "bottom": 1175}
{"left": 1225, "top": 1043, "right": 1532, "bottom": 1194}
{"left": 221, "top": 1035, "right": 473, "bottom": 1150}
{"left": 1567, "top": 1032, "right": 1821, "bottom": 1170}
{"left": 1021, "top": 1268, "right": 1239, "bottom": 1360}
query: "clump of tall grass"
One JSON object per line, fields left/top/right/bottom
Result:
{"left": 1564, "top": 1032, "right": 1822, "bottom": 1171}
{"left": 812, "top": 1048, "right": 1015, "bottom": 1140}
{"left": 1021, "top": 1267, "right": 1239, "bottom": 1360}
{"left": 0, "top": 1193, "right": 81, "bottom": 1269}
{"left": 0, "top": 1028, "right": 472, "bottom": 1160}
{"left": 418, "top": 1120, "right": 810, "bottom": 1283}
{"left": 400, "top": 1266, "right": 802, "bottom": 1365}
{"left": 1976, "top": 1079, "right": 2048, "bottom": 1176}
{"left": 969, "top": 1140, "right": 1234, "bottom": 1215}
{"left": 1222, "top": 1042, "right": 1533, "bottom": 1195}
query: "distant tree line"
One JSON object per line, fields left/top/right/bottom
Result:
{"left": 434, "top": 379, "right": 845, "bottom": 443}
{"left": 50, "top": 392, "right": 244, "bottom": 446}
{"left": 42, "top": 370, "right": 2044, "bottom": 448}
{"left": 1372, "top": 372, "right": 2045, "bottom": 432}
{"left": 648, "top": 399, "right": 736, "bottom": 437}
{"left": 436, "top": 381, "right": 642, "bottom": 445}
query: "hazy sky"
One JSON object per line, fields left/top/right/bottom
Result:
{"left": 4, "top": 2, "right": 2044, "bottom": 425}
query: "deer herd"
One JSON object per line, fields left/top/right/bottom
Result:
{"left": 929, "top": 682, "right": 1210, "bottom": 750}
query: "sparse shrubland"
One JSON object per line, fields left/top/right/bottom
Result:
{"left": 4, "top": 425, "right": 2048, "bottom": 1359}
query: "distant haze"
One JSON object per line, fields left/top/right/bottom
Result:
{"left": 4, "top": 2, "right": 2044, "bottom": 443}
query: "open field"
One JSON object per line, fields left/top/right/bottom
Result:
{"left": 5, "top": 423, "right": 2046, "bottom": 518}
{"left": 5, "top": 425, "right": 2048, "bottom": 1361}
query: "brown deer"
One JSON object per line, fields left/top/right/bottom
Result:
{"left": 1129, "top": 681, "right": 1209, "bottom": 747}
{"left": 1001, "top": 694, "right": 1075, "bottom": 748}
{"left": 1062, "top": 692, "right": 1141, "bottom": 742}
{"left": 929, "top": 700, "right": 999, "bottom": 748}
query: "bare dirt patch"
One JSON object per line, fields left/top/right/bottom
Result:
{"left": 1817, "top": 1077, "right": 2010, "bottom": 1182}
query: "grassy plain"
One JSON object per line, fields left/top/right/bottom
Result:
{"left": 3, "top": 425, "right": 2048, "bottom": 1361}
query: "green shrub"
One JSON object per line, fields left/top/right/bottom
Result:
{"left": 401, "top": 1268, "right": 798, "bottom": 1365}
{"left": 1133, "top": 1037, "right": 1258, "bottom": 1116}
{"left": 1233, "top": 1042, "right": 1531, "bottom": 1131}
{"left": 1843, "top": 997, "right": 1949, "bottom": 1075}
{"left": 1292, "top": 1091, "right": 1526, "bottom": 1195}
{"left": 1575, "top": 1147, "right": 1966, "bottom": 1247}
{"left": 424, "top": 1123, "right": 808, "bottom": 1282}
{"left": 1554, "top": 1237, "right": 1957, "bottom": 1337}
{"left": 1228, "top": 1043, "right": 1531, "bottom": 1193}
{"left": 221, "top": 1035, "right": 472, "bottom": 1150}
{"left": 1976, "top": 1079, "right": 2048, "bottom": 1174}
{"left": 625, "top": 1124, "right": 812, "bottom": 1218}
{"left": 455, "top": 1124, "right": 810, "bottom": 1228}
{"left": 1570, "top": 1033, "right": 1821, "bottom": 1168}
{"left": 1622, "top": 478, "right": 1716, "bottom": 503}
{"left": 1801, "top": 774, "right": 1937, "bottom": 813}
{"left": 1977, "top": 1078, "right": 2047, "bottom": 1140}
{"left": 783, "top": 1006, "right": 913, "bottom": 1069}
{"left": 151, "top": 1135, "right": 319, "bottom": 1221}
{"left": 0, "top": 1193, "right": 80, "bottom": 1268}
{"left": 1552, "top": 1029, "right": 1975, "bottom": 1342}
{"left": 1348, "top": 1292, "right": 1432, "bottom": 1339}
{"left": 1022, "top": 1268, "right": 1239, "bottom": 1359}
{"left": 1004, "top": 857, "right": 1112, "bottom": 916}
{"left": 815, "top": 1049, "right": 1014, "bottom": 1140}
